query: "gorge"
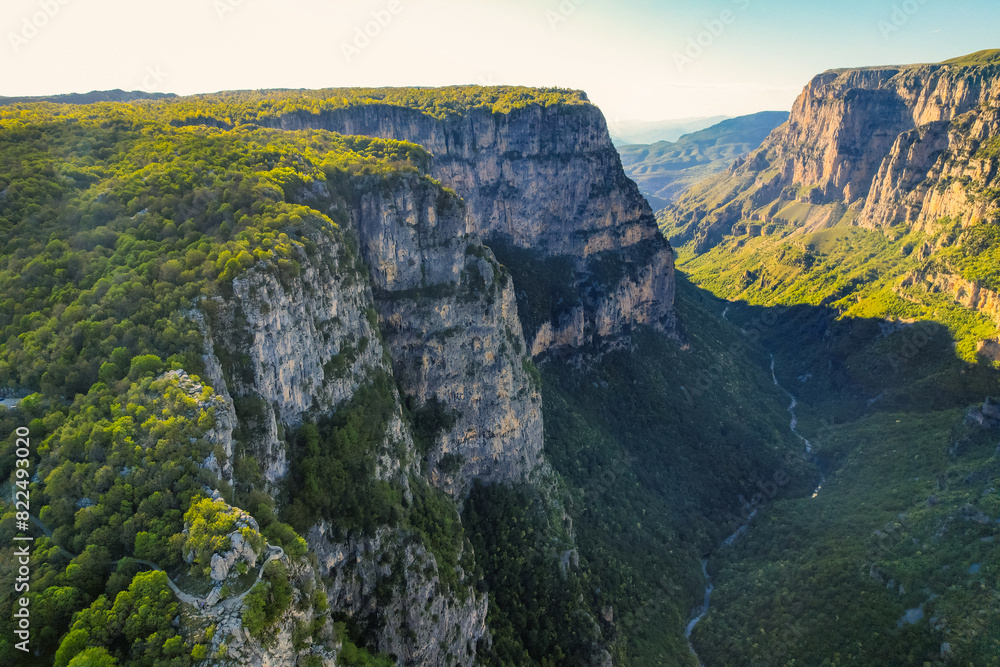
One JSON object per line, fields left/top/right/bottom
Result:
{"left": 1, "top": 49, "right": 1000, "bottom": 667}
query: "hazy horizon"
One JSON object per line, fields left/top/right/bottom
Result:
{"left": 3, "top": 0, "right": 999, "bottom": 122}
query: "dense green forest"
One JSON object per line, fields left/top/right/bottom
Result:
{"left": 0, "top": 100, "right": 444, "bottom": 665}
{"left": 671, "top": 212, "right": 1000, "bottom": 665}
{"left": 0, "top": 87, "right": 630, "bottom": 667}
{"left": 489, "top": 239, "right": 818, "bottom": 664}
{"left": 8, "top": 80, "right": 993, "bottom": 667}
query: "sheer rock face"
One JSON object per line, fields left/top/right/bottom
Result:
{"left": 308, "top": 523, "right": 489, "bottom": 667}
{"left": 200, "top": 175, "right": 536, "bottom": 665}
{"left": 197, "top": 98, "right": 653, "bottom": 664}
{"left": 205, "top": 231, "right": 387, "bottom": 485}
{"left": 768, "top": 65, "right": 1000, "bottom": 230}
{"left": 354, "top": 175, "right": 545, "bottom": 495}
{"left": 669, "top": 61, "right": 1000, "bottom": 247}
{"left": 201, "top": 176, "right": 546, "bottom": 495}
{"left": 899, "top": 271, "right": 1000, "bottom": 328}
{"left": 272, "top": 102, "right": 676, "bottom": 355}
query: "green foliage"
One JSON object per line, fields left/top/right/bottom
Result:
{"left": 939, "top": 220, "right": 1000, "bottom": 293}
{"left": 55, "top": 570, "right": 186, "bottom": 667}
{"left": 521, "top": 357, "right": 542, "bottom": 392}
{"left": 974, "top": 136, "right": 1000, "bottom": 160}
{"left": 436, "top": 452, "right": 464, "bottom": 475}
{"left": 334, "top": 623, "right": 396, "bottom": 667}
{"left": 0, "top": 98, "right": 438, "bottom": 403}
{"left": 263, "top": 521, "right": 310, "bottom": 559}
{"left": 464, "top": 482, "right": 598, "bottom": 666}
{"left": 410, "top": 396, "right": 458, "bottom": 455}
{"left": 153, "top": 86, "right": 589, "bottom": 124}
{"left": 693, "top": 408, "right": 1000, "bottom": 666}
{"left": 284, "top": 377, "right": 467, "bottom": 592}
{"left": 182, "top": 497, "right": 263, "bottom": 575}
{"left": 940, "top": 49, "right": 1000, "bottom": 66}
{"left": 487, "top": 241, "right": 579, "bottom": 342}
{"left": 407, "top": 479, "right": 464, "bottom": 591}
{"left": 242, "top": 561, "right": 294, "bottom": 641}
{"left": 680, "top": 220, "right": 1000, "bottom": 362}
{"left": 67, "top": 647, "right": 119, "bottom": 667}
{"left": 675, "top": 191, "right": 1000, "bottom": 664}
{"left": 537, "top": 276, "right": 816, "bottom": 664}
{"left": 0, "top": 89, "right": 490, "bottom": 666}
{"left": 128, "top": 355, "right": 164, "bottom": 380}
{"left": 284, "top": 373, "right": 401, "bottom": 535}
{"left": 0, "top": 372, "right": 234, "bottom": 663}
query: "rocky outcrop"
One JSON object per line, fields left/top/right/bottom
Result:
{"left": 353, "top": 174, "right": 545, "bottom": 495}
{"left": 200, "top": 172, "right": 542, "bottom": 665}
{"left": 205, "top": 228, "right": 389, "bottom": 485}
{"left": 270, "top": 96, "right": 676, "bottom": 355}
{"left": 898, "top": 271, "right": 1000, "bottom": 328}
{"left": 202, "top": 555, "right": 339, "bottom": 667}
{"left": 666, "top": 54, "right": 1000, "bottom": 248}
{"left": 309, "top": 523, "right": 488, "bottom": 667}
{"left": 186, "top": 312, "right": 238, "bottom": 481}
{"left": 191, "top": 91, "right": 647, "bottom": 665}
{"left": 209, "top": 529, "right": 259, "bottom": 582}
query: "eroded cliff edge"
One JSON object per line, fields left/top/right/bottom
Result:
{"left": 666, "top": 54, "right": 1000, "bottom": 249}
{"left": 270, "top": 99, "right": 676, "bottom": 356}
{"left": 662, "top": 53, "right": 1000, "bottom": 350}
{"left": 169, "top": 89, "right": 671, "bottom": 665}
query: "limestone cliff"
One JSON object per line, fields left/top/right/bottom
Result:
{"left": 270, "top": 98, "right": 676, "bottom": 355}
{"left": 197, "top": 171, "right": 535, "bottom": 665}
{"left": 665, "top": 52, "right": 1000, "bottom": 249}
{"left": 308, "top": 523, "right": 488, "bottom": 666}
{"left": 179, "top": 90, "right": 650, "bottom": 666}
{"left": 202, "top": 228, "right": 388, "bottom": 486}
{"left": 352, "top": 174, "right": 545, "bottom": 495}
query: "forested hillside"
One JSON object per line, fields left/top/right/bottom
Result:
{"left": 0, "top": 88, "right": 816, "bottom": 667}
{"left": 0, "top": 99, "right": 445, "bottom": 666}
{"left": 663, "top": 52, "right": 1000, "bottom": 666}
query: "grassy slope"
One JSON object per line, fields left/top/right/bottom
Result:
{"left": 940, "top": 49, "right": 1000, "bottom": 66}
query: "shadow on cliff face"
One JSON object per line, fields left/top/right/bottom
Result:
{"left": 716, "top": 292, "right": 1000, "bottom": 470}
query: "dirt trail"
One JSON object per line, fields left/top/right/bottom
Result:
{"left": 9, "top": 487, "right": 285, "bottom": 618}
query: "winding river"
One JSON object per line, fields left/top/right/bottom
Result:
{"left": 685, "top": 304, "right": 821, "bottom": 664}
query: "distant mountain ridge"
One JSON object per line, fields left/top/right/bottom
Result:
{"left": 609, "top": 115, "right": 729, "bottom": 146}
{"left": 618, "top": 110, "right": 790, "bottom": 210}
{"left": 0, "top": 89, "right": 177, "bottom": 105}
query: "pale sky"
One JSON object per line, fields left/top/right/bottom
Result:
{"left": 2, "top": 0, "right": 998, "bottom": 122}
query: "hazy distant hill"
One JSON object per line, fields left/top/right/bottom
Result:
{"left": 608, "top": 115, "right": 729, "bottom": 146}
{"left": 0, "top": 89, "right": 177, "bottom": 105}
{"left": 618, "top": 110, "right": 789, "bottom": 210}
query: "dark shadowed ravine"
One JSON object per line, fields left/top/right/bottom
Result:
{"left": 685, "top": 304, "right": 821, "bottom": 665}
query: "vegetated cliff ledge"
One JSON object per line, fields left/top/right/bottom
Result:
{"left": 265, "top": 93, "right": 676, "bottom": 357}
{"left": 0, "top": 91, "right": 641, "bottom": 667}
{"left": 194, "top": 177, "right": 500, "bottom": 665}
{"left": 663, "top": 50, "right": 1000, "bottom": 251}
{"left": 197, "top": 168, "right": 562, "bottom": 663}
